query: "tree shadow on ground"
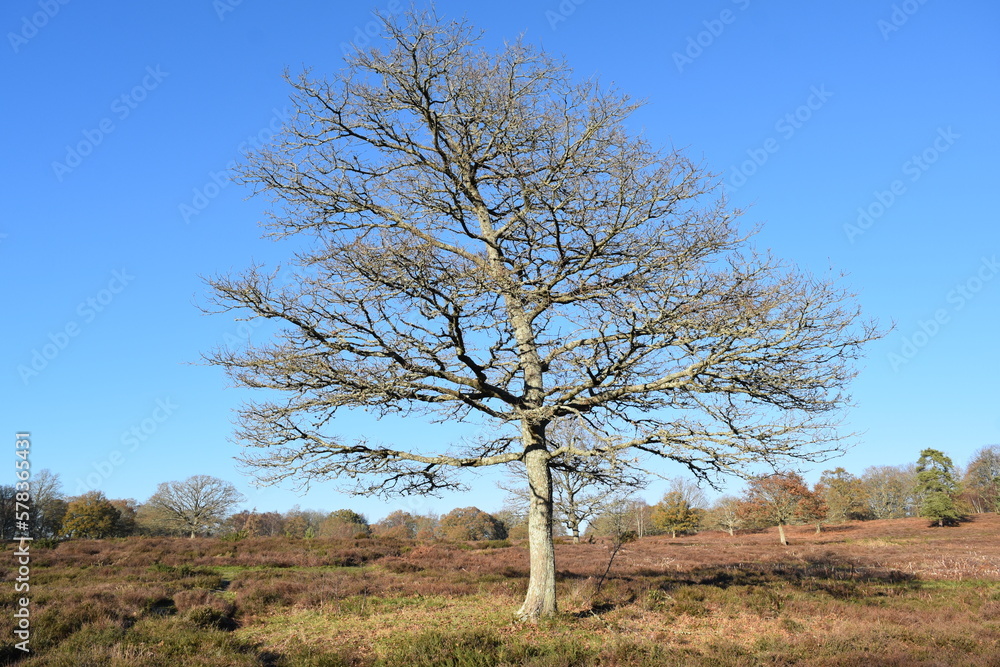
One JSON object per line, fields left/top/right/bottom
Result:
{"left": 581, "top": 553, "right": 922, "bottom": 617}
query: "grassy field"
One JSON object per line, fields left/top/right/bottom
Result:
{"left": 3, "top": 515, "right": 1000, "bottom": 666}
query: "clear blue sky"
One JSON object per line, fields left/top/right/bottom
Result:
{"left": 5, "top": 1, "right": 998, "bottom": 521}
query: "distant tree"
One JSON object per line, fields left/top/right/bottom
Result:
{"left": 282, "top": 506, "right": 325, "bottom": 538}
{"left": 630, "top": 498, "right": 654, "bottom": 538}
{"left": 372, "top": 510, "right": 419, "bottom": 539}
{"left": 257, "top": 511, "right": 287, "bottom": 536}
{"left": 439, "top": 507, "right": 507, "bottom": 541}
{"left": 492, "top": 504, "right": 528, "bottom": 540}
{"left": 738, "top": 472, "right": 819, "bottom": 545}
{"left": 651, "top": 492, "right": 700, "bottom": 538}
{"left": 859, "top": 465, "right": 919, "bottom": 519}
{"left": 798, "top": 489, "right": 829, "bottom": 534}
{"left": 962, "top": 445, "right": 1000, "bottom": 514}
{"left": 650, "top": 477, "right": 706, "bottom": 538}
{"left": 0, "top": 486, "right": 17, "bottom": 539}
{"left": 143, "top": 475, "right": 245, "bottom": 538}
{"left": 586, "top": 494, "right": 648, "bottom": 540}
{"left": 915, "top": 449, "right": 963, "bottom": 527}
{"left": 706, "top": 496, "right": 742, "bottom": 536}
{"left": 227, "top": 509, "right": 287, "bottom": 537}
{"left": 31, "top": 469, "right": 67, "bottom": 538}
{"left": 319, "top": 509, "right": 370, "bottom": 538}
{"left": 500, "top": 420, "right": 646, "bottom": 544}
{"left": 413, "top": 513, "right": 440, "bottom": 540}
{"left": 816, "top": 467, "right": 870, "bottom": 522}
{"left": 282, "top": 512, "right": 309, "bottom": 538}
{"left": 109, "top": 498, "right": 140, "bottom": 536}
{"left": 61, "top": 491, "right": 125, "bottom": 539}
{"left": 661, "top": 477, "right": 707, "bottom": 509}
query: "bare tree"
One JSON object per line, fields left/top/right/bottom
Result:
{"left": 203, "top": 9, "right": 881, "bottom": 619}
{"left": 31, "top": 469, "right": 67, "bottom": 538}
{"left": 664, "top": 476, "right": 708, "bottom": 511}
{"left": 860, "top": 465, "right": 919, "bottom": 520}
{"left": 707, "top": 495, "right": 742, "bottom": 536}
{"left": 143, "top": 475, "right": 245, "bottom": 538}
{"left": 963, "top": 445, "right": 1000, "bottom": 513}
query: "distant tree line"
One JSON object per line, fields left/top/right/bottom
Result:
{"left": 580, "top": 446, "right": 993, "bottom": 544}
{"left": 3, "top": 445, "right": 995, "bottom": 542}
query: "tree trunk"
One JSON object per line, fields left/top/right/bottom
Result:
{"left": 517, "top": 438, "right": 557, "bottom": 621}
{"left": 815, "top": 523, "right": 822, "bottom": 534}
{"left": 671, "top": 529, "right": 677, "bottom": 538}
{"left": 777, "top": 522, "right": 787, "bottom": 546}
{"left": 727, "top": 526, "right": 734, "bottom": 537}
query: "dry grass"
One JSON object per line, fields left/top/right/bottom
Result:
{"left": 2, "top": 515, "right": 999, "bottom": 665}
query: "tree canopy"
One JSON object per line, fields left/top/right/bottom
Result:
{"left": 916, "top": 448, "right": 963, "bottom": 527}
{"left": 143, "top": 475, "right": 245, "bottom": 538}
{"left": 60, "top": 491, "right": 126, "bottom": 539}
{"left": 203, "top": 7, "right": 881, "bottom": 619}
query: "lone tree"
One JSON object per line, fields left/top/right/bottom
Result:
{"left": 204, "top": 8, "right": 880, "bottom": 619}
{"left": 915, "top": 448, "right": 963, "bottom": 527}
{"left": 738, "top": 472, "right": 821, "bottom": 545}
{"left": 707, "top": 495, "right": 742, "bottom": 536}
{"left": 651, "top": 477, "right": 706, "bottom": 538}
{"left": 143, "top": 475, "right": 245, "bottom": 538}
{"left": 651, "top": 491, "right": 700, "bottom": 538}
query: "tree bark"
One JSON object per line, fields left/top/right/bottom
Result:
{"left": 517, "top": 439, "right": 557, "bottom": 621}
{"left": 777, "top": 522, "right": 787, "bottom": 546}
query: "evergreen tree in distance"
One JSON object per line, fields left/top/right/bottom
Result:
{"left": 915, "top": 448, "right": 963, "bottom": 527}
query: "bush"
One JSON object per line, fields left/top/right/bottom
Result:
{"left": 185, "top": 605, "right": 238, "bottom": 631}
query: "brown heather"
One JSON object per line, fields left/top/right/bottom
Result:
{"left": 2, "top": 514, "right": 999, "bottom": 665}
